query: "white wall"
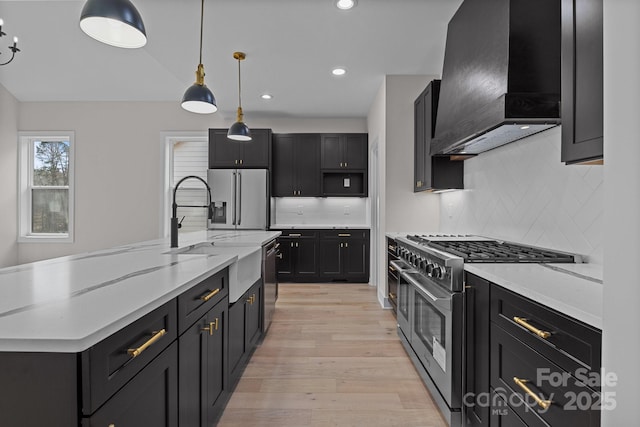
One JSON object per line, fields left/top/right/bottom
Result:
{"left": 602, "top": 1, "right": 640, "bottom": 425}
{"left": 15, "top": 101, "right": 365, "bottom": 264}
{"left": 440, "top": 126, "right": 603, "bottom": 264}
{"left": 0, "top": 83, "right": 18, "bottom": 267}
{"left": 367, "top": 75, "right": 442, "bottom": 306}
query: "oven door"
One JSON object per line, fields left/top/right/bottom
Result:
{"left": 403, "top": 271, "right": 463, "bottom": 410}
{"left": 390, "top": 260, "right": 415, "bottom": 337}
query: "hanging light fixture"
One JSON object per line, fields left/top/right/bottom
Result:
{"left": 181, "top": 0, "right": 217, "bottom": 114}
{"left": 79, "top": 0, "right": 147, "bottom": 48}
{"left": 0, "top": 18, "right": 20, "bottom": 66}
{"left": 227, "top": 52, "right": 251, "bottom": 141}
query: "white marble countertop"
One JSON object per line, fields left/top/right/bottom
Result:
{"left": 0, "top": 230, "right": 280, "bottom": 353}
{"left": 465, "top": 263, "right": 603, "bottom": 329}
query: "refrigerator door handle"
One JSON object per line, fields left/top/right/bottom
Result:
{"left": 232, "top": 171, "right": 237, "bottom": 225}
{"left": 237, "top": 171, "right": 242, "bottom": 225}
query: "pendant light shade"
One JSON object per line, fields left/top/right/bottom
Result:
{"left": 80, "top": 0, "right": 147, "bottom": 48}
{"left": 227, "top": 52, "right": 252, "bottom": 141}
{"left": 181, "top": 0, "right": 217, "bottom": 114}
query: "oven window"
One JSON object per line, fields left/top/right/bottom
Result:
{"left": 414, "top": 292, "right": 446, "bottom": 354}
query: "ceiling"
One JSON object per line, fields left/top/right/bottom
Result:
{"left": 0, "top": 0, "right": 462, "bottom": 120}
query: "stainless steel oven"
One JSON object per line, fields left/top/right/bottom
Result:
{"left": 390, "top": 260, "right": 415, "bottom": 334}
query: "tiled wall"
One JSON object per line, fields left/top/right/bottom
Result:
{"left": 272, "top": 197, "right": 369, "bottom": 228}
{"left": 440, "top": 126, "right": 603, "bottom": 264}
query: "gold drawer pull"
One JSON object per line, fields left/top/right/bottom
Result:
{"left": 288, "top": 233, "right": 302, "bottom": 237}
{"left": 202, "top": 318, "right": 219, "bottom": 335}
{"left": 513, "top": 377, "right": 552, "bottom": 410}
{"left": 388, "top": 265, "right": 396, "bottom": 272}
{"left": 388, "top": 245, "right": 396, "bottom": 251}
{"left": 513, "top": 316, "right": 551, "bottom": 339}
{"left": 338, "top": 233, "right": 351, "bottom": 237}
{"left": 128, "top": 329, "right": 166, "bottom": 358}
{"left": 200, "top": 288, "right": 221, "bottom": 302}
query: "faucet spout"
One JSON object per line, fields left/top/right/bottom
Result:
{"left": 171, "top": 175, "right": 213, "bottom": 248}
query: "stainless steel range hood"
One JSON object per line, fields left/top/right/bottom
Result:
{"left": 431, "top": 0, "right": 561, "bottom": 156}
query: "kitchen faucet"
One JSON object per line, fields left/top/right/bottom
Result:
{"left": 171, "top": 175, "right": 214, "bottom": 248}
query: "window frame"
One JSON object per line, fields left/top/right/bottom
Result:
{"left": 18, "top": 131, "right": 75, "bottom": 243}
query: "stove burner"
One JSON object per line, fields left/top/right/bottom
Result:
{"left": 427, "top": 240, "right": 575, "bottom": 263}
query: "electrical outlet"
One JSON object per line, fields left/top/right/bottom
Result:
{"left": 297, "top": 205, "right": 304, "bottom": 215}
{"left": 344, "top": 205, "right": 350, "bottom": 215}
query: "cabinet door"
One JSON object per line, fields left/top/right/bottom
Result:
{"left": 228, "top": 298, "right": 247, "bottom": 380}
{"left": 209, "top": 129, "right": 240, "bottom": 168}
{"left": 321, "top": 134, "right": 344, "bottom": 169}
{"left": 319, "top": 238, "right": 342, "bottom": 278}
{"left": 178, "top": 302, "right": 227, "bottom": 427}
{"left": 246, "top": 283, "right": 262, "bottom": 347}
{"left": 414, "top": 91, "right": 427, "bottom": 191}
{"left": 239, "top": 128, "right": 271, "bottom": 168}
{"left": 343, "top": 134, "right": 368, "bottom": 170}
{"left": 561, "top": 0, "right": 603, "bottom": 164}
{"left": 276, "top": 238, "right": 295, "bottom": 281}
{"left": 464, "top": 274, "right": 491, "bottom": 427}
{"left": 272, "top": 135, "right": 295, "bottom": 196}
{"left": 342, "top": 237, "right": 369, "bottom": 281}
{"left": 85, "top": 342, "right": 178, "bottom": 427}
{"left": 295, "top": 239, "right": 319, "bottom": 278}
{"left": 295, "top": 134, "right": 321, "bottom": 196}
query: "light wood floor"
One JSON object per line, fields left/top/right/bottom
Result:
{"left": 217, "top": 283, "right": 448, "bottom": 427}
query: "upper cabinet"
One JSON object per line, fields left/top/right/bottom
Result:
{"left": 414, "top": 80, "right": 463, "bottom": 192}
{"left": 561, "top": 0, "right": 604, "bottom": 165}
{"left": 208, "top": 128, "right": 272, "bottom": 169}
{"left": 320, "top": 134, "right": 368, "bottom": 170}
{"left": 272, "top": 134, "right": 321, "bottom": 197}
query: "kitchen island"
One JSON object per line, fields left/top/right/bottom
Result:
{"left": 0, "top": 229, "right": 280, "bottom": 427}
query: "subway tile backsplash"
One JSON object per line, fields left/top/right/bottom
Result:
{"left": 440, "top": 126, "right": 603, "bottom": 264}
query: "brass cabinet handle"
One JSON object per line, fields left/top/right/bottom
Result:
{"left": 513, "top": 377, "right": 552, "bottom": 410}
{"left": 417, "top": 180, "right": 423, "bottom": 187}
{"left": 338, "top": 233, "right": 351, "bottom": 237}
{"left": 389, "top": 292, "right": 396, "bottom": 300}
{"left": 202, "top": 318, "right": 219, "bottom": 335}
{"left": 127, "top": 329, "right": 166, "bottom": 358}
{"left": 513, "top": 316, "right": 551, "bottom": 339}
{"left": 276, "top": 253, "right": 283, "bottom": 259}
{"left": 239, "top": 159, "right": 243, "bottom": 165}
{"left": 340, "top": 243, "right": 344, "bottom": 248}
{"left": 388, "top": 245, "right": 396, "bottom": 251}
{"left": 388, "top": 265, "right": 396, "bottom": 272}
{"left": 234, "top": 160, "right": 238, "bottom": 165}
{"left": 289, "top": 233, "right": 302, "bottom": 237}
{"left": 200, "top": 288, "right": 221, "bottom": 302}
{"left": 246, "top": 294, "right": 256, "bottom": 304}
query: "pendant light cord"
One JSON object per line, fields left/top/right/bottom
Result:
{"left": 199, "top": 0, "right": 204, "bottom": 65}
{"left": 237, "top": 58, "right": 242, "bottom": 108}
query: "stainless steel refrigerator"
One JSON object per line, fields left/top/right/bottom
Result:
{"left": 207, "top": 169, "right": 269, "bottom": 229}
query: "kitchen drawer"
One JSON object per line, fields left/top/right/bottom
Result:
{"left": 178, "top": 268, "right": 228, "bottom": 333}
{"left": 82, "top": 341, "right": 178, "bottom": 427}
{"left": 81, "top": 299, "right": 178, "bottom": 415}
{"left": 320, "top": 229, "right": 369, "bottom": 239}
{"left": 491, "top": 324, "right": 600, "bottom": 427}
{"left": 278, "top": 230, "right": 318, "bottom": 238}
{"left": 491, "top": 285, "right": 601, "bottom": 381}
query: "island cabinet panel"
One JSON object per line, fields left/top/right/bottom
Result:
{"left": 178, "top": 268, "right": 228, "bottom": 334}
{"left": 82, "top": 341, "right": 179, "bottom": 427}
{"left": 228, "top": 280, "right": 263, "bottom": 385}
{"left": 179, "top": 297, "right": 228, "bottom": 427}
{"left": 209, "top": 128, "right": 272, "bottom": 168}
{"left": 0, "top": 352, "right": 78, "bottom": 427}
{"left": 81, "top": 299, "right": 178, "bottom": 415}
{"left": 561, "top": 0, "right": 603, "bottom": 164}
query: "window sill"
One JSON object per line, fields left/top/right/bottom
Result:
{"left": 18, "top": 234, "right": 73, "bottom": 244}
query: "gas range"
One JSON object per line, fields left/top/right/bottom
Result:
{"left": 395, "top": 234, "right": 580, "bottom": 292}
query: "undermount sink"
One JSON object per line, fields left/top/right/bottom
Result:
{"left": 165, "top": 242, "right": 221, "bottom": 256}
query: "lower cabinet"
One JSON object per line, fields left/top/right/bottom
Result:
{"left": 179, "top": 297, "right": 228, "bottom": 427}
{"left": 83, "top": 341, "right": 179, "bottom": 427}
{"left": 463, "top": 272, "right": 602, "bottom": 427}
{"left": 229, "top": 280, "right": 263, "bottom": 385}
{"left": 276, "top": 229, "right": 370, "bottom": 283}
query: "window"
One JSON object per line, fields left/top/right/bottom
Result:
{"left": 163, "top": 134, "right": 209, "bottom": 235}
{"left": 19, "top": 132, "right": 75, "bottom": 242}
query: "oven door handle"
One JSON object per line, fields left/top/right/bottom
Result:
{"left": 390, "top": 260, "right": 416, "bottom": 273}
{"left": 401, "top": 272, "right": 452, "bottom": 312}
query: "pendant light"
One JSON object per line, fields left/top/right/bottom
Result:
{"left": 80, "top": 0, "right": 147, "bottom": 48}
{"left": 227, "top": 52, "right": 252, "bottom": 141}
{"left": 181, "top": 0, "right": 217, "bottom": 114}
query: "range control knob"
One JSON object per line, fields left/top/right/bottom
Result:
{"left": 426, "top": 263, "right": 435, "bottom": 277}
{"left": 433, "top": 265, "right": 447, "bottom": 279}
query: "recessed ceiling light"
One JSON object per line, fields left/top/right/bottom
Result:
{"left": 261, "top": 94, "right": 273, "bottom": 100}
{"left": 332, "top": 67, "right": 347, "bottom": 76}
{"left": 335, "top": 0, "right": 357, "bottom": 10}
